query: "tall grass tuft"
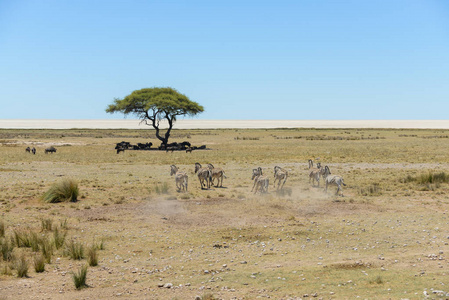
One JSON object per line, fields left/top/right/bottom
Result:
{"left": 87, "top": 245, "right": 98, "bottom": 266}
{"left": 417, "top": 172, "right": 449, "bottom": 184}
{"left": 0, "top": 220, "right": 5, "bottom": 238}
{"left": 33, "top": 254, "right": 45, "bottom": 273}
{"left": 14, "top": 254, "right": 29, "bottom": 278}
{"left": 42, "top": 179, "right": 79, "bottom": 203}
{"left": 40, "top": 236, "right": 53, "bottom": 263}
{"left": 53, "top": 227, "right": 67, "bottom": 250}
{"left": 65, "top": 240, "right": 84, "bottom": 260}
{"left": 40, "top": 218, "right": 53, "bottom": 232}
{"left": 0, "top": 238, "right": 14, "bottom": 261}
{"left": 155, "top": 182, "right": 170, "bottom": 194}
{"left": 72, "top": 265, "right": 88, "bottom": 290}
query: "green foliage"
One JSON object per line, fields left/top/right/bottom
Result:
{"left": 106, "top": 87, "right": 204, "bottom": 145}
{"left": 42, "top": 179, "right": 79, "bottom": 203}
{"left": 72, "top": 265, "right": 88, "bottom": 290}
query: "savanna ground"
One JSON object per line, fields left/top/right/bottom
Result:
{"left": 0, "top": 127, "right": 448, "bottom": 299}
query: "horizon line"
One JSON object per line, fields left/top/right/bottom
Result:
{"left": 1, "top": 119, "right": 449, "bottom": 129}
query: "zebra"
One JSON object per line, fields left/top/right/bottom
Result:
{"left": 207, "top": 163, "right": 227, "bottom": 187}
{"left": 31, "top": 147, "right": 36, "bottom": 155}
{"left": 252, "top": 167, "right": 269, "bottom": 193}
{"left": 322, "top": 166, "right": 347, "bottom": 196}
{"left": 273, "top": 166, "right": 288, "bottom": 190}
{"left": 170, "top": 165, "right": 188, "bottom": 192}
{"left": 25, "top": 147, "right": 31, "bottom": 153}
{"left": 194, "top": 163, "right": 212, "bottom": 190}
{"left": 308, "top": 159, "right": 321, "bottom": 170}
{"left": 251, "top": 167, "right": 269, "bottom": 193}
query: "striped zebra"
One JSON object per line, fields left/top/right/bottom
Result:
{"left": 207, "top": 163, "right": 227, "bottom": 187}
{"left": 170, "top": 165, "right": 188, "bottom": 192}
{"left": 194, "top": 163, "right": 212, "bottom": 190}
{"left": 308, "top": 159, "right": 321, "bottom": 170}
{"left": 322, "top": 166, "right": 347, "bottom": 196}
{"left": 252, "top": 167, "right": 269, "bottom": 194}
{"left": 273, "top": 166, "right": 288, "bottom": 190}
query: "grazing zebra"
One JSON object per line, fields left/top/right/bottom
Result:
{"left": 251, "top": 167, "right": 269, "bottom": 193}
{"left": 194, "top": 163, "right": 212, "bottom": 190}
{"left": 25, "top": 147, "right": 31, "bottom": 153}
{"left": 207, "top": 163, "right": 227, "bottom": 187}
{"left": 322, "top": 166, "right": 347, "bottom": 196}
{"left": 273, "top": 166, "right": 288, "bottom": 189}
{"left": 31, "top": 147, "right": 36, "bottom": 155}
{"left": 170, "top": 165, "right": 188, "bottom": 192}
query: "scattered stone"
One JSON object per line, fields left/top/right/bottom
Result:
{"left": 163, "top": 283, "right": 173, "bottom": 289}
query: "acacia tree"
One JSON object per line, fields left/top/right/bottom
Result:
{"left": 106, "top": 87, "right": 204, "bottom": 147}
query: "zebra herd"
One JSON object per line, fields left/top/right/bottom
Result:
{"left": 25, "top": 146, "right": 57, "bottom": 154}
{"left": 170, "top": 160, "right": 346, "bottom": 196}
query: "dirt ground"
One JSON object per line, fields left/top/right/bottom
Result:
{"left": 0, "top": 128, "right": 449, "bottom": 299}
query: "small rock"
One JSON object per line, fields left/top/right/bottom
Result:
{"left": 163, "top": 283, "right": 173, "bottom": 288}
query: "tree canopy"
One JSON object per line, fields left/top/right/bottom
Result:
{"left": 106, "top": 87, "right": 204, "bottom": 147}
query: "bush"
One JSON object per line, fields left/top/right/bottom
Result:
{"left": 72, "top": 265, "right": 88, "bottom": 290}
{"left": 42, "top": 179, "right": 79, "bottom": 203}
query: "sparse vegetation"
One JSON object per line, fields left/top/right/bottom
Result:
{"left": 72, "top": 265, "right": 88, "bottom": 290}
{"left": 14, "top": 254, "right": 29, "bottom": 278}
{"left": 42, "top": 179, "right": 79, "bottom": 203}
{"left": 64, "top": 240, "right": 84, "bottom": 260}
{"left": 87, "top": 245, "right": 98, "bottom": 266}
{"left": 33, "top": 254, "right": 45, "bottom": 273}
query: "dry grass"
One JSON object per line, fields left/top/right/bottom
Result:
{"left": 0, "top": 128, "right": 449, "bottom": 298}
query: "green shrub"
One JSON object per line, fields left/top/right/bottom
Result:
{"left": 42, "top": 179, "right": 79, "bottom": 203}
{"left": 72, "top": 265, "right": 88, "bottom": 290}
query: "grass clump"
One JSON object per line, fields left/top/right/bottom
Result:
{"left": 155, "top": 182, "right": 170, "bottom": 194}
{"left": 417, "top": 172, "right": 449, "bottom": 184}
{"left": 42, "top": 179, "right": 79, "bottom": 203}
{"left": 33, "top": 254, "right": 45, "bottom": 273}
{"left": 40, "top": 218, "right": 53, "bottom": 232}
{"left": 0, "top": 220, "right": 5, "bottom": 237}
{"left": 0, "top": 238, "right": 14, "bottom": 261}
{"left": 72, "top": 265, "right": 88, "bottom": 290}
{"left": 53, "top": 227, "right": 67, "bottom": 250}
{"left": 14, "top": 254, "right": 29, "bottom": 278}
{"left": 40, "top": 237, "right": 53, "bottom": 263}
{"left": 87, "top": 245, "right": 98, "bottom": 266}
{"left": 359, "top": 183, "right": 382, "bottom": 196}
{"left": 65, "top": 240, "right": 84, "bottom": 260}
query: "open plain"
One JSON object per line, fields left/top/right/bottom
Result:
{"left": 0, "top": 127, "right": 449, "bottom": 299}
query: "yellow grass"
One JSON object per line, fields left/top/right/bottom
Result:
{"left": 0, "top": 128, "right": 449, "bottom": 298}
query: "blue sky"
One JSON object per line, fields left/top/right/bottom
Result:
{"left": 1, "top": 0, "right": 448, "bottom": 120}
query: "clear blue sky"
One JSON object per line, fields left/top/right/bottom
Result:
{"left": 1, "top": 0, "right": 448, "bottom": 120}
